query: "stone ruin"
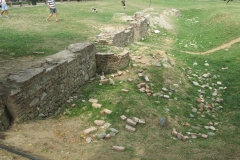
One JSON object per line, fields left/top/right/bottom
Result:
{"left": 0, "top": 12, "right": 149, "bottom": 131}
{"left": 95, "top": 12, "right": 148, "bottom": 46}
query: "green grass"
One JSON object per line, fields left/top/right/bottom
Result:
{"left": 1, "top": 0, "right": 240, "bottom": 159}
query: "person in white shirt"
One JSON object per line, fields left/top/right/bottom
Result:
{"left": 46, "top": 0, "right": 58, "bottom": 22}
{"left": 0, "top": 0, "right": 9, "bottom": 18}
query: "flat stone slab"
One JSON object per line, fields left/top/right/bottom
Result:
{"left": 89, "top": 98, "right": 98, "bottom": 103}
{"left": 83, "top": 127, "right": 97, "bottom": 135}
{"left": 125, "top": 125, "right": 136, "bottom": 132}
{"left": 126, "top": 118, "right": 137, "bottom": 126}
{"left": 120, "top": 115, "right": 127, "bottom": 120}
{"left": 92, "top": 103, "right": 102, "bottom": 108}
{"left": 94, "top": 120, "right": 105, "bottom": 126}
{"left": 112, "top": 146, "right": 125, "bottom": 152}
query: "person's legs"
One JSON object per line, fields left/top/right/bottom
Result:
{"left": 54, "top": 13, "right": 58, "bottom": 22}
{"left": 46, "top": 8, "right": 54, "bottom": 21}
{"left": 53, "top": 8, "right": 58, "bottom": 22}
{"left": 46, "top": 14, "right": 53, "bottom": 21}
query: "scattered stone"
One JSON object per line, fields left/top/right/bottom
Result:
{"left": 110, "top": 132, "right": 116, "bottom": 137}
{"left": 182, "top": 122, "right": 190, "bottom": 127}
{"left": 117, "top": 71, "right": 123, "bottom": 76}
{"left": 138, "top": 73, "right": 143, "bottom": 77}
{"left": 190, "top": 114, "right": 194, "bottom": 118}
{"left": 94, "top": 120, "right": 105, "bottom": 126}
{"left": 139, "top": 87, "right": 146, "bottom": 92}
{"left": 191, "top": 135, "right": 197, "bottom": 139}
{"left": 109, "top": 128, "right": 119, "bottom": 133}
{"left": 137, "top": 82, "right": 146, "bottom": 89}
{"left": 192, "top": 81, "right": 200, "bottom": 86}
{"left": 145, "top": 76, "right": 150, "bottom": 82}
{"left": 163, "top": 95, "right": 170, "bottom": 99}
{"left": 112, "top": 146, "right": 125, "bottom": 152}
{"left": 127, "top": 78, "right": 133, "bottom": 82}
{"left": 208, "top": 132, "right": 215, "bottom": 136}
{"left": 122, "top": 89, "right": 129, "bottom": 92}
{"left": 177, "top": 133, "right": 183, "bottom": 140}
{"left": 192, "top": 108, "right": 197, "bottom": 113}
{"left": 100, "top": 109, "right": 105, "bottom": 115}
{"left": 83, "top": 127, "right": 97, "bottom": 135}
{"left": 171, "top": 128, "right": 178, "bottom": 136}
{"left": 86, "top": 137, "right": 92, "bottom": 143}
{"left": 92, "top": 103, "right": 102, "bottom": 108}
{"left": 132, "top": 117, "right": 140, "bottom": 123}
{"left": 97, "top": 133, "right": 106, "bottom": 139}
{"left": 209, "top": 126, "right": 216, "bottom": 131}
{"left": 201, "top": 134, "right": 208, "bottom": 139}
{"left": 181, "top": 136, "right": 189, "bottom": 142}
{"left": 160, "top": 117, "right": 167, "bottom": 127}
{"left": 71, "top": 104, "right": 76, "bottom": 108}
{"left": 104, "top": 134, "right": 111, "bottom": 140}
{"left": 120, "top": 115, "right": 127, "bottom": 121}
{"left": 138, "top": 119, "right": 145, "bottom": 124}
{"left": 126, "top": 118, "right": 137, "bottom": 126}
{"left": 125, "top": 125, "right": 136, "bottom": 132}
{"left": 89, "top": 98, "right": 98, "bottom": 103}
{"left": 103, "top": 123, "right": 111, "bottom": 128}
{"left": 162, "top": 88, "right": 168, "bottom": 92}
{"left": 104, "top": 109, "right": 112, "bottom": 114}
{"left": 100, "top": 79, "right": 110, "bottom": 84}
{"left": 109, "top": 78, "right": 115, "bottom": 85}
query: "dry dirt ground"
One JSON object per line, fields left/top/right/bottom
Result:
{"left": 1, "top": 8, "right": 240, "bottom": 160}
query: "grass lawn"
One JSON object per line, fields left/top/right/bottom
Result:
{"left": 0, "top": 0, "right": 239, "bottom": 159}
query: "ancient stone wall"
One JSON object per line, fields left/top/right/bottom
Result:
{"left": 96, "top": 50, "right": 130, "bottom": 73}
{"left": 95, "top": 12, "right": 148, "bottom": 47}
{"left": 0, "top": 43, "right": 97, "bottom": 126}
{"left": 0, "top": 11, "right": 150, "bottom": 131}
{"left": 130, "top": 12, "right": 148, "bottom": 40}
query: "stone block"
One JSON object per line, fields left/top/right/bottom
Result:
{"left": 120, "top": 115, "right": 127, "bottom": 121}
{"left": 112, "top": 146, "right": 125, "bottom": 152}
{"left": 126, "top": 118, "right": 137, "bottom": 126}
{"left": 94, "top": 120, "right": 105, "bottom": 126}
{"left": 83, "top": 127, "right": 97, "bottom": 135}
{"left": 92, "top": 103, "right": 102, "bottom": 108}
{"left": 89, "top": 98, "right": 98, "bottom": 103}
{"left": 125, "top": 125, "right": 136, "bottom": 132}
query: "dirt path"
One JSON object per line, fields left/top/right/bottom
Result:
{"left": 182, "top": 37, "right": 240, "bottom": 54}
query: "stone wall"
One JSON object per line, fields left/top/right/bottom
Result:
{"left": 96, "top": 50, "right": 130, "bottom": 73}
{"left": 0, "top": 43, "right": 97, "bottom": 127}
{"left": 130, "top": 12, "right": 148, "bottom": 40}
{"left": 95, "top": 12, "right": 148, "bottom": 47}
{"left": 0, "top": 11, "right": 149, "bottom": 131}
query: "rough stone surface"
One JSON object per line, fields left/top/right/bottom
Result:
{"left": 94, "top": 120, "right": 105, "bottom": 126}
{"left": 112, "top": 146, "right": 125, "bottom": 152}
{"left": 126, "top": 118, "right": 137, "bottom": 126}
{"left": 92, "top": 103, "right": 102, "bottom": 108}
{"left": 120, "top": 115, "right": 127, "bottom": 121}
{"left": 96, "top": 51, "right": 130, "bottom": 73}
{"left": 83, "top": 127, "right": 98, "bottom": 135}
{"left": 125, "top": 125, "right": 136, "bottom": 132}
{"left": 3, "top": 43, "right": 97, "bottom": 123}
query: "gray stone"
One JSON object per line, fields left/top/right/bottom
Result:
{"left": 97, "top": 133, "right": 106, "bottom": 139}
{"left": 109, "top": 128, "right": 119, "bottom": 133}
{"left": 160, "top": 117, "right": 167, "bottom": 127}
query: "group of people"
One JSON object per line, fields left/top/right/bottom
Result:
{"left": 1, "top": 0, "right": 126, "bottom": 21}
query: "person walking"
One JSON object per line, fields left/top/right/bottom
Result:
{"left": 0, "top": 0, "right": 9, "bottom": 18}
{"left": 121, "top": 0, "right": 126, "bottom": 9}
{"left": 46, "top": 0, "right": 58, "bottom": 22}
